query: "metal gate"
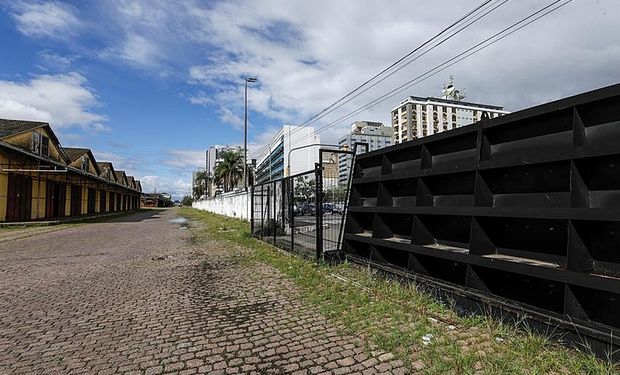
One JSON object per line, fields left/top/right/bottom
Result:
{"left": 251, "top": 143, "right": 368, "bottom": 262}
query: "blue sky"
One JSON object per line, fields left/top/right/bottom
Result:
{"left": 0, "top": 1, "right": 619, "bottom": 198}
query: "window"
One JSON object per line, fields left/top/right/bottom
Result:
{"left": 31, "top": 132, "right": 41, "bottom": 154}
{"left": 41, "top": 136, "right": 49, "bottom": 157}
{"left": 31, "top": 132, "right": 50, "bottom": 157}
{"left": 81, "top": 156, "right": 89, "bottom": 172}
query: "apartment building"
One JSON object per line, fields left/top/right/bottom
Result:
{"left": 338, "top": 121, "right": 393, "bottom": 183}
{"left": 391, "top": 78, "right": 508, "bottom": 143}
{"left": 254, "top": 125, "right": 320, "bottom": 184}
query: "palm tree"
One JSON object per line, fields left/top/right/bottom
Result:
{"left": 193, "top": 170, "right": 208, "bottom": 199}
{"left": 214, "top": 151, "right": 244, "bottom": 192}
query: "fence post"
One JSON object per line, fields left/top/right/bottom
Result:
{"left": 250, "top": 185, "right": 254, "bottom": 235}
{"left": 273, "top": 181, "right": 277, "bottom": 245}
{"left": 290, "top": 177, "right": 295, "bottom": 253}
{"left": 281, "top": 179, "right": 286, "bottom": 250}
{"left": 266, "top": 185, "right": 270, "bottom": 241}
{"left": 315, "top": 162, "right": 323, "bottom": 263}
{"left": 260, "top": 185, "right": 264, "bottom": 240}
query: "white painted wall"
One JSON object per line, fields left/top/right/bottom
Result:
{"left": 192, "top": 190, "right": 250, "bottom": 220}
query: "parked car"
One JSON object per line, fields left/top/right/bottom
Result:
{"left": 300, "top": 203, "right": 316, "bottom": 215}
{"left": 322, "top": 203, "right": 334, "bottom": 214}
{"left": 332, "top": 203, "right": 345, "bottom": 215}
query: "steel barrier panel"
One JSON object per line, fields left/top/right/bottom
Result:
{"left": 343, "top": 83, "right": 620, "bottom": 361}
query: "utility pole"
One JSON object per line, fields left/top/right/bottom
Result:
{"left": 244, "top": 76, "right": 257, "bottom": 190}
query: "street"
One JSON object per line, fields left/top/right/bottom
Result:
{"left": 0, "top": 209, "right": 404, "bottom": 374}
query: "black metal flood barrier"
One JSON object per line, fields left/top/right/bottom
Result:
{"left": 342, "top": 83, "right": 620, "bottom": 361}
{"left": 250, "top": 144, "right": 367, "bottom": 262}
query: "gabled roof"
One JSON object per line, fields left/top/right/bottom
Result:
{"left": 98, "top": 162, "right": 117, "bottom": 182}
{"left": 115, "top": 170, "right": 128, "bottom": 185}
{"left": 61, "top": 147, "right": 101, "bottom": 175}
{"left": 126, "top": 176, "right": 136, "bottom": 189}
{"left": 0, "top": 118, "right": 49, "bottom": 139}
{"left": 0, "top": 118, "right": 66, "bottom": 161}
{"left": 135, "top": 180, "right": 142, "bottom": 192}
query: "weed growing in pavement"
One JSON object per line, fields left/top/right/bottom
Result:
{"left": 180, "top": 208, "right": 619, "bottom": 374}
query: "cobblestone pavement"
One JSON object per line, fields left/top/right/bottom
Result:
{"left": 0, "top": 209, "right": 406, "bottom": 374}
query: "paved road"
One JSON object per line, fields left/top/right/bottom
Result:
{"left": 0, "top": 209, "right": 405, "bottom": 374}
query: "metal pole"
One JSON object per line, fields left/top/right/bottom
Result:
{"left": 260, "top": 185, "right": 264, "bottom": 240}
{"left": 315, "top": 162, "right": 323, "bottom": 264}
{"left": 244, "top": 80, "right": 248, "bottom": 191}
{"left": 273, "top": 181, "right": 277, "bottom": 245}
{"left": 290, "top": 177, "right": 295, "bottom": 253}
{"left": 250, "top": 185, "right": 254, "bottom": 235}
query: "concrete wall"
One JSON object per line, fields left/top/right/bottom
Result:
{"left": 192, "top": 190, "right": 250, "bottom": 220}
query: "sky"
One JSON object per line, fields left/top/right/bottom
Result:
{"left": 0, "top": 0, "right": 619, "bottom": 199}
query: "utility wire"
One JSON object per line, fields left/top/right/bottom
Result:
{"left": 274, "top": 0, "right": 572, "bottom": 155}
{"left": 250, "top": 0, "right": 506, "bottom": 159}
{"left": 299, "top": 0, "right": 496, "bottom": 127}
{"left": 300, "top": 0, "right": 511, "bottom": 129}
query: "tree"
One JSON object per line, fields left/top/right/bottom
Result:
{"left": 294, "top": 176, "right": 315, "bottom": 202}
{"left": 214, "top": 151, "right": 244, "bottom": 192}
{"left": 181, "top": 195, "right": 193, "bottom": 206}
{"left": 193, "top": 170, "right": 208, "bottom": 199}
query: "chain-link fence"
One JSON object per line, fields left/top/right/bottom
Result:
{"left": 250, "top": 145, "right": 366, "bottom": 262}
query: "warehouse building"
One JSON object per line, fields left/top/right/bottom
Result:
{"left": 0, "top": 118, "right": 142, "bottom": 222}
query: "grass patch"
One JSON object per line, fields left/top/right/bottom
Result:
{"left": 180, "top": 207, "right": 619, "bottom": 374}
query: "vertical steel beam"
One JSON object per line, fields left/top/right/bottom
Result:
{"left": 290, "top": 177, "right": 295, "bottom": 253}
{"left": 315, "top": 162, "right": 323, "bottom": 263}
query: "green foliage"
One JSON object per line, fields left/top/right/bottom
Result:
{"left": 294, "top": 176, "right": 315, "bottom": 201}
{"left": 180, "top": 208, "right": 619, "bottom": 375}
{"left": 193, "top": 170, "right": 209, "bottom": 199}
{"left": 214, "top": 151, "right": 244, "bottom": 192}
{"left": 181, "top": 195, "right": 193, "bottom": 206}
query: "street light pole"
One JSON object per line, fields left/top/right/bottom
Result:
{"left": 243, "top": 76, "right": 257, "bottom": 191}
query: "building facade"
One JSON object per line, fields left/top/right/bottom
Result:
{"left": 391, "top": 97, "right": 508, "bottom": 143}
{"left": 391, "top": 79, "right": 508, "bottom": 143}
{"left": 205, "top": 145, "right": 245, "bottom": 196}
{"left": 206, "top": 145, "right": 243, "bottom": 176}
{"left": 254, "top": 125, "right": 320, "bottom": 184}
{"left": 338, "top": 121, "right": 393, "bottom": 183}
{"left": 0, "top": 119, "right": 142, "bottom": 222}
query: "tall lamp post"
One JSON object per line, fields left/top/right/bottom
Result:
{"left": 244, "top": 76, "right": 257, "bottom": 191}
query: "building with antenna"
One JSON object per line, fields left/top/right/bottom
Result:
{"left": 338, "top": 121, "right": 393, "bottom": 183}
{"left": 391, "top": 77, "right": 509, "bottom": 143}
{"left": 254, "top": 125, "right": 320, "bottom": 184}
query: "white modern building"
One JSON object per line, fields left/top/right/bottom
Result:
{"left": 205, "top": 145, "right": 243, "bottom": 176}
{"left": 254, "top": 125, "right": 320, "bottom": 184}
{"left": 391, "top": 77, "right": 509, "bottom": 143}
{"left": 338, "top": 121, "right": 393, "bottom": 183}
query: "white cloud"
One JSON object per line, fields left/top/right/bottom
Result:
{"left": 118, "top": 33, "right": 162, "bottom": 67}
{"left": 11, "top": 1, "right": 81, "bottom": 39}
{"left": 38, "top": 50, "right": 77, "bottom": 71}
{"left": 0, "top": 72, "right": 107, "bottom": 131}
{"left": 176, "top": 0, "right": 620, "bottom": 135}
{"left": 162, "top": 150, "right": 205, "bottom": 170}
{"left": 141, "top": 175, "right": 191, "bottom": 198}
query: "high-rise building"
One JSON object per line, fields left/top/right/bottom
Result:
{"left": 391, "top": 77, "right": 509, "bottom": 143}
{"left": 254, "top": 125, "right": 320, "bottom": 184}
{"left": 338, "top": 121, "right": 393, "bottom": 183}
{"left": 205, "top": 145, "right": 243, "bottom": 177}
{"left": 204, "top": 145, "right": 245, "bottom": 196}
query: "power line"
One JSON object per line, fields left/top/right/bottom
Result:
{"left": 299, "top": 0, "right": 496, "bottom": 127}
{"left": 250, "top": 0, "right": 509, "bottom": 159}
{"left": 275, "top": 0, "right": 573, "bottom": 155}
{"left": 300, "top": 0, "right": 511, "bottom": 129}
